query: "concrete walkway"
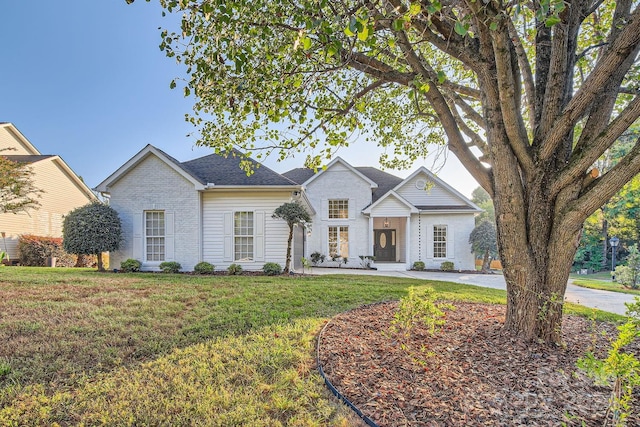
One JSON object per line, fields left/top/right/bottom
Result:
{"left": 307, "top": 267, "right": 637, "bottom": 315}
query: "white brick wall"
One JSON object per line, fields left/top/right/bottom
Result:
{"left": 107, "top": 154, "right": 200, "bottom": 271}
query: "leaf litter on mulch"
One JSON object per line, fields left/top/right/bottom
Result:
{"left": 318, "top": 302, "right": 639, "bottom": 426}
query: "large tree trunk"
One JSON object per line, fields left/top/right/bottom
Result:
{"left": 481, "top": 249, "right": 491, "bottom": 273}
{"left": 96, "top": 252, "right": 104, "bottom": 272}
{"left": 495, "top": 176, "right": 583, "bottom": 344}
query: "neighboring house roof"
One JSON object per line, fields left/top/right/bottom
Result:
{"left": 2, "top": 155, "right": 55, "bottom": 163}
{"left": 282, "top": 168, "right": 316, "bottom": 185}
{"left": 95, "top": 145, "right": 300, "bottom": 193}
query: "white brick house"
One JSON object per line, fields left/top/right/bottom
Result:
{"left": 96, "top": 147, "right": 480, "bottom": 272}
{"left": 283, "top": 158, "right": 482, "bottom": 271}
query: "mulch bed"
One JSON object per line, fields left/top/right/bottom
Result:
{"left": 318, "top": 301, "right": 640, "bottom": 426}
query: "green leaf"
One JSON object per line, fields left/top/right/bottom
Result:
{"left": 170, "top": 80, "right": 176, "bottom": 89}
{"left": 409, "top": 3, "right": 421, "bottom": 16}
{"left": 302, "top": 37, "right": 312, "bottom": 50}
{"left": 545, "top": 15, "right": 561, "bottom": 27}
{"left": 357, "top": 25, "right": 369, "bottom": 41}
{"left": 454, "top": 21, "right": 468, "bottom": 36}
{"left": 489, "top": 21, "right": 498, "bottom": 31}
{"left": 437, "top": 71, "right": 446, "bottom": 84}
{"left": 392, "top": 19, "right": 404, "bottom": 32}
{"left": 184, "top": 86, "right": 191, "bottom": 97}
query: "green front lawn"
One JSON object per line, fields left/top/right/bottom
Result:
{"left": 0, "top": 267, "right": 621, "bottom": 425}
{"left": 570, "top": 272, "right": 640, "bottom": 296}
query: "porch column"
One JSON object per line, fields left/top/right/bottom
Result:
{"left": 405, "top": 216, "right": 411, "bottom": 270}
{"left": 368, "top": 216, "right": 374, "bottom": 256}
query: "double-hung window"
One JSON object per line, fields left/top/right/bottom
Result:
{"left": 328, "top": 226, "right": 349, "bottom": 258}
{"left": 234, "top": 211, "right": 254, "bottom": 261}
{"left": 145, "top": 211, "right": 165, "bottom": 261}
{"left": 433, "top": 225, "right": 447, "bottom": 258}
{"left": 328, "top": 199, "right": 349, "bottom": 219}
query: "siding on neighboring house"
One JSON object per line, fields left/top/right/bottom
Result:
{"left": 0, "top": 124, "right": 96, "bottom": 259}
{"left": 304, "top": 162, "right": 373, "bottom": 265}
{"left": 107, "top": 154, "right": 200, "bottom": 271}
{"left": 201, "top": 190, "right": 293, "bottom": 271}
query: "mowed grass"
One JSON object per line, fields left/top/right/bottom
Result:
{"left": 570, "top": 272, "right": 640, "bottom": 296}
{"left": 0, "top": 267, "right": 620, "bottom": 425}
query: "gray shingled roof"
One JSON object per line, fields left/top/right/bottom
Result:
{"left": 2, "top": 155, "right": 54, "bottom": 163}
{"left": 281, "top": 168, "right": 316, "bottom": 185}
{"left": 355, "top": 167, "right": 403, "bottom": 202}
{"left": 181, "top": 149, "right": 297, "bottom": 186}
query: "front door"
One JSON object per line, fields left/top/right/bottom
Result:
{"left": 374, "top": 229, "right": 396, "bottom": 262}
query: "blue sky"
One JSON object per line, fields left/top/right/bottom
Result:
{"left": 1, "top": 1, "right": 478, "bottom": 197}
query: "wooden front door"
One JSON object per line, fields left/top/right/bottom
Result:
{"left": 374, "top": 229, "right": 396, "bottom": 262}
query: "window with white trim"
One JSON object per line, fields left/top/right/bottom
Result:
{"left": 328, "top": 199, "right": 349, "bottom": 219}
{"left": 234, "top": 211, "right": 254, "bottom": 261}
{"left": 328, "top": 226, "right": 349, "bottom": 258}
{"left": 145, "top": 211, "right": 165, "bottom": 261}
{"left": 433, "top": 225, "right": 447, "bottom": 258}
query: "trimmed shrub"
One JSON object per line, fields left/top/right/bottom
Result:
{"left": 159, "top": 261, "right": 181, "bottom": 274}
{"left": 194, "top": 261, "right": 215, "bottom": 274}
{"left": 310, "top": 251, "right": 325, "bottom": 266}
{"left": 227, "top": 263, "right": 243, "bottom": 275}
{"left": 262, "top": 262, "right": 282, "bottom": 276}
{"left": 412, "top": 261, "right": 425, "bottom": 271}
{"left": 440, "top": 261, "right": 455, "bottom": 271}
{"left": 120, "top": 258, "right": 142, "bottom": 273}
{"left": 17, "top": 235, "right": 75, "bottom": 267}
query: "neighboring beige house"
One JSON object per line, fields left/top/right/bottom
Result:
{"left": 0, "top": 123, "right": 97, "bottom": 260}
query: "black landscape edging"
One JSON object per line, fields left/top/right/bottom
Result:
{"left": 316, "top": 315, "right": 380, "bottom": 427}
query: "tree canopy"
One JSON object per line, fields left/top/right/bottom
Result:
{"left": 0, "top": 154, "right": 41, "bottom": 214}
{"left": 469, "top": 220, "right": 498, "bottom": 273}
{"left": 142, "top": 0, "right": 640, "bottom": 343}
{"left": 63, "top": 202, "right": 123, "bottom": 271}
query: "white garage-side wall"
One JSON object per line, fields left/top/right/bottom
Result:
{"left": 201, "top": 190, "right": 294, "bottom": 271}
{"left": 409, "top": 212, "right": 476, "bottom": 270}
{"left": 107, "top": 154, "right": 200, "bottom": 271}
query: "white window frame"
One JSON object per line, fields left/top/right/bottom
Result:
{"left": 433, "top": 225, "right": 447, "bottom": 258}
{"left": 234, "top": 211, "right": 254, "bottom": 261}
{"left": 328, "top": 225, "right": 349, "bottom": 258}
{"left": 328, "top": 199, "right": 349, "bottom": 219}
{"left": 145, "top": 211, "right": 165, "bottom": 262}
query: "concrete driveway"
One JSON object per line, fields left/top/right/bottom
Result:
{"left": 308, "top": 267, "right": 637, "bottom": 315}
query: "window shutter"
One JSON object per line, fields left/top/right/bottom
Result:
{"left": 349, "top": 198, "right": 356, "bottom": 219}
{"left": 426, "top": 225, "right": 433, "bottom": 258}
{"left": 133, "top": 213, "right": 142, "bottom": 261}
{"left": 165, "top": 212, "right": 175, "bottom": 261}
{"left": 447, "top": 228, "right": 454, "bottom": 259}
{"left": 322, "top": 198, "right": 328, "bottom": 219}
{"left": 223, "top": 212, "right": 233, "bottom": 262}
{"left": 255, "top": 211, "right": 265, "bottom": 262}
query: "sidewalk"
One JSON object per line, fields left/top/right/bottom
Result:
{"left": 307, "top": 267, "right": 636, "bottom": 315}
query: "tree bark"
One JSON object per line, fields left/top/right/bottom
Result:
{"left": 481, "top": 249, "right": 491, "bottom": 273}
{"left": 96, "top": 252, "right": 104, "bottom": 272}
{"left": 284, "top": 226, "right": 293, "bottom": 274}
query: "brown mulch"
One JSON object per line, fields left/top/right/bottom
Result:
{"left": 318, "top": 301, "right": 640, "bottom": 426}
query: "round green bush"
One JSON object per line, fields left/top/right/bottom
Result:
{"left": 159, "top": 261, "right": 181, "bottom": 274}
{"left": 413, "top": 261, "right": 426, "bottom": 271}
{"left": 262, "top": 262, "right": 282, "bottom": 276}
{"left": 440, "top": 261, "right": 455, "bottom": 271}
{"left": 120, "top": 258, "right": 141, "bottom": 273}
{"left": 194, "top": 261, "right": 215, "bottom": 274}
{"left": 227, "top": 263, "right": 243, "bottom": 275}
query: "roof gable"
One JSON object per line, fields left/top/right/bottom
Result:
{"left": 0, "top": 123, "right": 41, "bottom": 155}
{"left": 95, "top": 145, "right": 299, "bottom": 193}
{"left": 393, "top": 167, "right": 481, "bottom": 212}
{"left": 301, "top": 157, "right": 378, "bottom": 189}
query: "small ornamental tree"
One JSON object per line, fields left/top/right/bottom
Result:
{"left": 272, "top": 201, "right": 311, "bottom": 273}
{"left": 469, "top": 220, "right": 498, "bottom": 273}
{"left": 63, "top": 202, "right": 122, "bottom": 271}
{"left": 0, "top": 153, "right": 42, "bottom": 214}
